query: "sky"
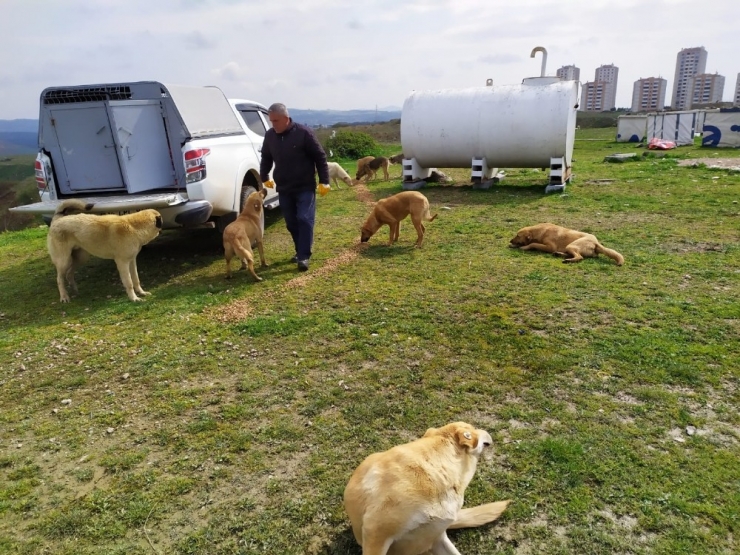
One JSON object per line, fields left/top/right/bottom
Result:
{"left": 1, "top": 0, "right": 739, "bottom": 120}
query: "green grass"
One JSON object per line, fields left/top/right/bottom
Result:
{"left": 1, "top": 129, "right": 739, "bottom": 554}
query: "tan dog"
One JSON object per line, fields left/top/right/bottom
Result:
{"left": 327, "top": 162, "right": 355, "bottom": 188}
{"left": 361, "top": 191, "right": 437, "bottom": 247}
{"left": 344, "top": 422, "right": 511, "bottom": 555}
{"left": 356, "top": 156, "right": 375, "bottom": 178}
{"left": 509, "top": 223, "right": 624, "bottom": 265}
{"left": 356, "top": 156, "right": 390, "bottom": 182}
{"left": 47, "top": 200, "right": 162, "bottom": 302}
{"left": 222, "top": 188, "right": 268, "bottom": 280}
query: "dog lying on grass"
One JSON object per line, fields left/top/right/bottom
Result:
{"left": 360, "top": 191, "right": 437, "bottom": 248}
{"left": 344, "top": 421, "right": 510, "bottom": 555}
{"left": 222, "top": 188, "right": 268, "bottom": 280}
{"left": 509, "top": 223, "right": 624, "bottom": 265}
{"left": 47, "top": 200, "right": 162, "bottom": 302}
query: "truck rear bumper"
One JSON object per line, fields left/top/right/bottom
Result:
{"left": 11, "top": 193, "right": 213, "bottom": 229}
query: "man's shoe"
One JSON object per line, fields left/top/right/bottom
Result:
{"left": 290, "top": 255, "right": 298, "bottom": 263}
{"left": 297, "top": 259, "right": 309, "bottom": 272}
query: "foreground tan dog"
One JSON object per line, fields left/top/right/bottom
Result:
{"left": 356, "top": 156, "right": 390, "bottom": 182}
{"left": 509, "top": 223, "right": 624, "bottom": 265}
{"left": 47, "top": 200, "right": 162, "bottom": 302}
{"left": 361, "top": 191, "right": 437, "bottom": 247}
{"left": 327, "top": 162, "right": 355, "bottom": 188}
{"left": 344, "top": 422, "right": 511, "bottom": 555}
{"left": 223, "top": 188, "right": 268, "bottom": 280}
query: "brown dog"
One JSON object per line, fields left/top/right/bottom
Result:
{"left": 360, "top": 191, "right": 437, "bottom": 247}
{"left": 47, "top": 200, "right": 162, "bottom": 302}
{"left": 356, "top": 156, "right": 375, "bottom": 178}
{"left": 388, "top": 153, "right": 405, "bottom": 164}
{"left": 222, "top": 189, "right": 268, "bottom": 280}
{"left": 344, "top": 422, "right": 511, "bottom": 555}
{"left": 356, "top": 156, "right": 390, "bottom": 182}
{"left": 509, "top": 223, "right": 624, "bottom": 265}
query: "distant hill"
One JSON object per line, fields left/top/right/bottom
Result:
{"left": 0, "top": 132, "right": 37, "bottom": 156}
{"left": 285, "top": 109, "right": 402, "bottom": 127}
{"left": 0, "top": 108, "right": 401, "bottom": 138}
{"left": 0, "top": 119, "right": 37, "bottom": 132}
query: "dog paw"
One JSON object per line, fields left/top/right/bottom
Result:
{"left": 261, "top": 262, "right": 270, "bottom": 268}
{"left": 138, "top": 290, "right": 151, "bottom": 296}
{"left": 60, "top": 297, "right": 70, "bottom": 303}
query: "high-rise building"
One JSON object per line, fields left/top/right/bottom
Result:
{"left": 671, "top": 46, "right": 708, "bottom": 110}
{"left": 581, "top": 81, "right": 609, "bottom": 111}
{"left": 733, "top": 73, "right": 740, "bottom": 107}
{"left": 556, "top": 65, "right": 580, "bottom": 81}
{"left": 595, "top": 64, "right": 619, "bottom": 110}
{"left": 581, "top": 64, "right": 619, "bottom": 111}
{"left": 631, "top": 77, "right": 667, "bottom": 112}
{"left": 688, "top": 73, "right": 725, "bottom": 107}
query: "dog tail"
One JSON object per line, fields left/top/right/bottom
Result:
{"left": 595, "top": 244, "right": 624, "bottom": 266}
{"left": 53, "top": 200, "right": 95, "bottom": 221}
{"left": 447, "top": 501, "right": 511, "bottom": 530}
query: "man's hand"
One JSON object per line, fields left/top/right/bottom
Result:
{"left": 317, "top": 183, "right": 331, "bottom": 197}
{"left": 263, "top": 179, "right": 275, "bottom": 189}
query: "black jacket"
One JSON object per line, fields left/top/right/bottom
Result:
{"left": 259, "top": 120, "right": 329, "bottom": 193}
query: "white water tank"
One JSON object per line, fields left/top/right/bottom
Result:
{"left": 400, "top": 79, "right": 579, "bottom": 169}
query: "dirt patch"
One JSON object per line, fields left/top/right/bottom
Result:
{"left": 352, "top": 181, "right": 376, "bottom": 206}
{"left": 665, "top": 241, "right": 726, "bottom": 254}
{"left": 677, "top": 157, "right": 740, "bottom": 170}
{"left": 210, "top": 185, "right": 376, "bottom": 323}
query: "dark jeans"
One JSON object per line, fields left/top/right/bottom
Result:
{"left": 278, "top": 189, "right": 315, "bottom": 260}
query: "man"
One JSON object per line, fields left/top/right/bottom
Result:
{"left": 260, "top": 103, "right": 330, "bottom": 272}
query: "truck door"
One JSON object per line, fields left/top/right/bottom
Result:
{"left": 235, "top": 108, "right": 268, "bottom": 159}
{"left": 49, "top": 104, "right": 125, "bottom": 192}
{"left": 109, "top": 100, "right": 178, "bottom": 193}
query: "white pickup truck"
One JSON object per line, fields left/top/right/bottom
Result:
{"left": 11, "top": 81, "right": 278, "bottom": 231}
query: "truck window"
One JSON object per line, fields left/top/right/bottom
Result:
{"left": 239, "top": 110, "right": 267, "bottom": 136}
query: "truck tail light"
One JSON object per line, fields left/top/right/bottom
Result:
{"left": 184, "top": 148, "right": 210, "bottom": 183}
{"left": 35, "top": 159, "right": 47, "bottom": 191}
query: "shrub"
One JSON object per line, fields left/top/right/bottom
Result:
{"left": 323, "top": 130, "right": 380, "bottom": 159}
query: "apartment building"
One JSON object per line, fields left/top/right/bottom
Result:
{"left": 581, "top": 81, "right": 609, "bottom": 111}
{"left": 734, "top": 73, "right": 740, "bottom": 107}
{"left": 631, "top": 77, "right": 667, "bottom": 112}
{"left": 556, "top": 65, "right": 580, "bottom": 81}
{"left": 671, "top": 46, "right": 708, "bottom": 110}
{"left": 688, "top": 73, "right": 725, "bottom": 107}
{"left": 581, "top": 64, "right": 619, "bottom": 111}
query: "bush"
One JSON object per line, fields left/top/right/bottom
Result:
{"left": 323, "top": 130, "right": 380, "bottom": 159}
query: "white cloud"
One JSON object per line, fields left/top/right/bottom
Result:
{"left": 0, "top": 0, "right": 739, "bottom": 118}
{"left": 212, "top": 62, "right": 245, "bottom": 81}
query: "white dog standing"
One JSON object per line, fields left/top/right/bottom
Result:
{"left": 326, "top": 162, "right": 355, "bottom": 188}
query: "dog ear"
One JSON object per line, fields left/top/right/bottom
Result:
{"left": 155, "top": 215, "right": 163, "bottom": 229}
{"left": 260, "top": 188, "right": 268, "bottom": 199}
{"left": 454, "top": 427, "right": 479, "bottom": 451}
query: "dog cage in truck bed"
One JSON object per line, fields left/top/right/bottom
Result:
{"left": 37, "top": 81, "right": 246, "bottom": 196}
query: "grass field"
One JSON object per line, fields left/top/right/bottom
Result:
{"left": 1, "top": 128, "right": 739, "bottom": 554}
